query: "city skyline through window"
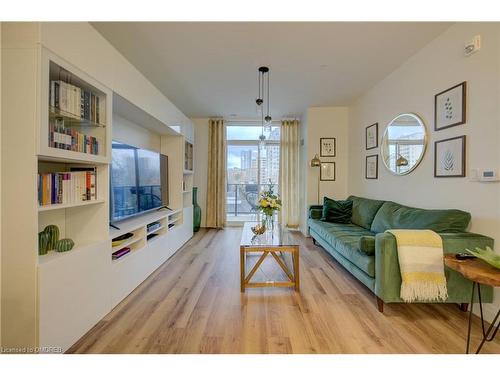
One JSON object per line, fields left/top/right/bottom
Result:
{"left": 226, "top": 124, "right": 280, "bottom": 222}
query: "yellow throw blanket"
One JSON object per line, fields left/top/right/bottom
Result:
{"left": 386, "top": 229, "right": 448, "bottom": 303}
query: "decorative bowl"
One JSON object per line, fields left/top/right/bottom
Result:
{"left": 251, "top": 224, "right": 266, "bottom": 235}
{"left": 112, "top": 232, "right": 134, "bottom": 247}
{"left": 466, "top": 246, "right": 500, "bottom": 270}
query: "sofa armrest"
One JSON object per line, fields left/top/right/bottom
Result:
{"left": 374, "top": 232, "right": 494, "bottom": 303}
{"left": 439, "top": 232, "right": 494, "bottom": 254}
{"left": 309, "top": 205, "right": 323, "bottom": 220}
{"left": 374, "top": 232, "right": 401, "bottom": 302}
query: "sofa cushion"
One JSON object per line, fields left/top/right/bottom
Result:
{"left": 308, "top": 219, "right": 375, "bottom": 277}
{"left": 370, "top": 201, "right": 471, "bottom": 233}
{"left": 321, "top": 197, "right": 353, "bottom": 224}
{"left": 359, "top": 236, "right": 376, "bottom": 255}
{"left": 347, "top": 195, "right": 385, "bottom": 230}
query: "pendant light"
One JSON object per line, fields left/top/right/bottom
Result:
{"left": 255, "top": 66, "right": 272, "bottom": 137}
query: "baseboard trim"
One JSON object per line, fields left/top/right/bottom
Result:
{"left": 472, "top": 302, "right": 499, "bottom": 324}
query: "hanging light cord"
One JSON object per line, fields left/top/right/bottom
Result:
{"left": 266, "top": 70, "right": 270, "bottom": 119}
{"left": 257, "top": 71, "right": 262, "bottom": 103}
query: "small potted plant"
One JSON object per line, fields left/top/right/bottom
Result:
{"left": 257, "top": 181, "right": 282, "bottom": 232}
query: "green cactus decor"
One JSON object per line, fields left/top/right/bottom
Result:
{"left": 38, "top": 231, "right": 50, "bottom": 255}
{"left": 55, "top": 238, "right": 75, "bottom": 253}
{"left": 44, "top": 224, "right": 60, "bottom": 250}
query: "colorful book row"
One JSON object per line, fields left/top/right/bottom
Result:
{"left": 49, "top": 120, "right": 100, "bottom": 155}
{"left": 50, "top": 80, "right": 104, "bottom": 124}
{"left": 38, "top": 170, "right": 97, "bottom": 206}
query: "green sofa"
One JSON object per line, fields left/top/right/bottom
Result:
{"left": 308, "top": 195, "right": 494, "bottom": 312}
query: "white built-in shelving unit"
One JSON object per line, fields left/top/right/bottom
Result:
{"left": 1, "top": 22, "right": 195, "bottom": 352}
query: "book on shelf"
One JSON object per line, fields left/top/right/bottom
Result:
{"left": 49, "top": 80, "right": 104, "bottom": 124}
{"left": 48, "top": 119, "right": 101, "bottom": 155}
{"left": 112, "top": 247, "right": 131, "bottom": 260}
{"left": 38, "top": 169, "right": 97, "bottom": 206}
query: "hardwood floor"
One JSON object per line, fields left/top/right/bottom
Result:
{"left": 68, "top": 228, "right": 500, "bottom": 354}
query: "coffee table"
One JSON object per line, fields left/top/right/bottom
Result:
{"left": 240, "top": 222, "right": 299, "bottom": 292}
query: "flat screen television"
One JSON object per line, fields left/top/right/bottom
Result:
{"left": 110, "top": 141, "right": 168, "bottom": 223}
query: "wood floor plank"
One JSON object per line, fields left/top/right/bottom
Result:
{"left": 67, "top": 228, "right": 500, "bottom": 354}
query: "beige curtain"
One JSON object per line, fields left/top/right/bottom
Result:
{"left": 280, "top": 119, "right": 300, "bottom": 228}
{"left": 206, "top": 118, "right": 226, "bottom": 228}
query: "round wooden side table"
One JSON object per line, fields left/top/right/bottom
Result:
{"left": 444, "top": 254, "right": 500, "bottom": 354}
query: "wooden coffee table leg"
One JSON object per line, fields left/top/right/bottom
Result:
{"left": 240, "top": 246, "right": 245, "bottom": 292}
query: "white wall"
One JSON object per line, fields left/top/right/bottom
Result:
{"left": 113, "top": 114, "right": 161, "bottom": 153}
{"left": 348, "top": 22, "right": 500, "bottom": 319}
{"left": 191, "top": 118, "right": 209, "bottom": 227}
{"left": 299, "top": 106, "right": 349, "bottom": 234}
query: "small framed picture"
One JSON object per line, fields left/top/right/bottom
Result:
{"left": 320, "top": 162, "right": 336, "bottom": 181}
{"left": 434, "top": 82, "right": 466, "bottom": 131}
{"left": 366, "top": 155, "right": 378, "bottom": 179}
{"left": 320, "top": 138, "right": 336, "bottom": 157}
{"left": 365, "top": 123, "right": 378, "bottom": 150}
{"left": 434, "top": 135, "right": 466, "bottom": 177}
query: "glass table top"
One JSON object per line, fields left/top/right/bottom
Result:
{"left": 240, "top": 222, "right": 298, "bottom": 247}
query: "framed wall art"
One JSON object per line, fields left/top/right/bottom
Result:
{"left": 365, "top": 155, "right": 378, "bottom": 179}
{"left": 434, "top": 135, "right": 466, "bottom": 177}
{"left": 365, "top": 123, "right": 378, "bottom": 150}
{"left": 320, "top": 138, "right": 336, "bottom": 157}
{"left": 434, "top": 82, "right": 467, "bottom": 131}
{"left": 320, "top": 162, "right": 336, "bottom": 181}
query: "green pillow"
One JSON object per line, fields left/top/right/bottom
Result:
{"left": 321, "top": 197, "right": 353, "bottom": 224}
{"left": 358, "top": 236, "right": 376, "bottom": 255}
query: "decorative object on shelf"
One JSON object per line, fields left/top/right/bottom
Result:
{"left": 112, "top": 232, "right": 134, "bottom": 247}
{"left": 44, "top": 224, "right": 60, "bottom": 250}
{"left": 250, "top": 223, "right": 266, "bottom": 235}
{"left": 320, "top": 162, "right": 336, "bottom": 181}
{"left": 257, "top": 181, "right": 281, "bottom": 231}
{"left": 435, "top": 81, "right": 467, "bottom": 131}
{"left": 310, "top": 154, "right": 321, "bottom": 204}
{"left": 466, "top": 246, "right": 500, "bottom": 270}
{"left": 55, "top": 238, "right": 75, "bottom": 253}
{"left": 193, "top": 187, "right": 201, "bottom": 232}
{"left": 434, "top": 135, "right": 466, "bottom": 178}
{"left": 320, "top": 138, "right": 336, "bottom": 157}
{"left": 381, "top": 113, "right": 427, "bottom": 176}
{"left": 366, "top": 155, "right": 378, "bottom": 179}
{"left": 365, "top": 123, "right": 378, "bottom": 150}
{"left": 38, "top": 231, "right": 50, "bottom": 255}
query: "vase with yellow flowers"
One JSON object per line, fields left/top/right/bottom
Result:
{"left": 257, "top": 182, "right": 282, "bottom": 232}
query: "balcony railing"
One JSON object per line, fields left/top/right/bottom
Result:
{"left": 226, "top": 183, "right": 278, "bottom": 218}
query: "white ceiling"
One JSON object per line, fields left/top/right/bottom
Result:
{"left": 92, "top": 22, "right": 452, "bottom": 119}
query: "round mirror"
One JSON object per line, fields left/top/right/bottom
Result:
{"left": 381, "top": 113, "right": 427, "bottom": 175}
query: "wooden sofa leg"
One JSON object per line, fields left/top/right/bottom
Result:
{"left": 312, "top": 238, "right": 317, "bottom": 245}
{"left": 376, "top": 297, "right": 384, "bottom": 313}
{"left": 459, "top": 303, "right": 469, "bottom": 312}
